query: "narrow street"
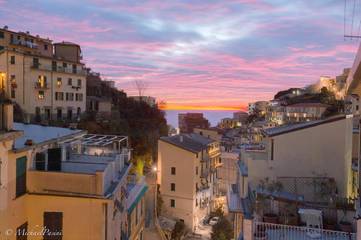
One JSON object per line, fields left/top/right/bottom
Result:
{"left": 144, "top": 172, "right": 161, "bottom": 240}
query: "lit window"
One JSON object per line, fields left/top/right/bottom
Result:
{"left": 57, "top": 78, "right": 62, "bottom": 87}
{"left": 38, "top": 75, "right": 47, "bottom": 88}
{"left": 38, "top": 91, "right": 45, "bottom": 99}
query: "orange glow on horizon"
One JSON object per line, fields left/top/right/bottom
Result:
{"left": 159, "top": 103, "right": 247, "bottom": 111}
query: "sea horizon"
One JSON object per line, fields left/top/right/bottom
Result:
{"left": 164, "top": 109, "right": 237, "bottom": 128}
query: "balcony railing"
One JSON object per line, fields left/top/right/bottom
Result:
{"left": 253, "top": 222, "right": 356, "bottom": 240}
{"left": 10, "top": 39, "right": 38, "bottom": 49}
{"left": 31, "top": 63, "right": 86, "bottom": 75}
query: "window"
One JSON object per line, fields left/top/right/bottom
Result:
{"left": 196, "top": 166, "right": 198, "bottom": 175}
{"left": 52, "top": 61, "right": 57, "bottom": 71}
{"left": 35, "top": 107, "right": 41, "bottom": 122}
{"left": 11, "top": 89, "right": 15, "bottom": 98}
{"left": 38, "top": 91, "right": 45, "bottom": 99}
{"left": 63, "top": 62, "right": 67, "bottom": 68}
{"left": 45, "top": 108, "right": 51, "bottom": 120}
{"left": 16, "top": 222, "right": 28, "bottom": 240}
{"left": 78, "top": 93, "right": 83, "bottom": 101}
{"left": 33, "top": 58, "right": 39, "bottom": 68}
{"left": 10, "top": 55, "right": 15, "bottom": 64}
{"left": 66, "top": 93, "right": 74, "bottom": 101}
{"left": 171, "top": 167, "right": 176, "bottom": 175}
{"left": 57, "top": 109, "right": 62, "bottom": 120}
{"left": 171, "top": 183, "right": 175, "bottom": 191}
{"left": 0, "top": 31, "right": 4, "bottom": 38}
{"left": 68, "top": 78, "right": 72, "bottom": 86}
{"left": 271, "top": 139, "right": 274, "bottom": 161}
{"left": 77, "top": 107, "right": 81, "bottom": 116}
{"left": 35, "top": 152, "right": 46, "bottom": 171}
{"left": 44, "top": 44, "right": 48, "bottom": 50}
{"left": 0, "top": 45, "right": 4, "bottom": 51}
{"left": 77, "top": 79, "right": 81, "bottom": 87}
{"left": 357, "top": 105, "right": 359, "bottom": 111}
{"left": 43, "top": 212, "right": 63, "bottom": 240}
{"left": 196, "top": 199, "right": 198, "bottom": 207}
{"left": 72, "top": 64, "right": 77, "bottom": 74}
{"left": 67, "top": 109, "right": 73, "bottom": 120}
{"left": 57, "top": 78, "right": 62, "bottom": 87}
{"left": 16, "top": 156, "right": 27, "bottom": 197}
{"left": 37, "top": 75, "right": 47, "bottom": 88}
{"left": 170, "top": 199, "right": 175, "bottom": 208}
{"left": 55, "top": 92, "right": 64, "bottom": 101}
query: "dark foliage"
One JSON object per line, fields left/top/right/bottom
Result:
{"left": 171, "top": 220, "right": 186, "bottom": 240}
{"left": 211, "top": 217, "right": 233, "bottom": 240}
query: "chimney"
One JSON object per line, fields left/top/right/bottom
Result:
{"left": 0, "top": 103, "right": 13, "bottom": 131}
{"left": 3, "top": 25, "right": 8, "bottom": 30}
{"left": 179, "top": 135, "right": 183, "bottom": 142}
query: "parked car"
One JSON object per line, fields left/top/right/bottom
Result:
{"left": 209, "top": 217, "right": 219, "bottom": 226}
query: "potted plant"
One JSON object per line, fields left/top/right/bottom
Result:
{"left": 280, "top": 203, "right": 298, "bottom": 226}
{"left": 258, "top": 178, "right": 283, "bottom": 224}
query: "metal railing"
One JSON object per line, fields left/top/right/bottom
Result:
{"left": 253, "top": 221, "right": 356, "bottom": 240}
{"left": 31, "top": 63, "right": 87, "bottom": 75}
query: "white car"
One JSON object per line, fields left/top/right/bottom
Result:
{"left": 209, "top": 217, "right": 219, "bottom": 226}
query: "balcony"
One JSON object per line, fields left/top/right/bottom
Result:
{"left": 10, "top": 39, "right": 38, "bottom": 49}
{"left": 31, "top": 63, "right": 87, "bottom": 76}
{"left": 253, "top": 221, "right": 356, "bottom": 240}
{"left": 28, "top": 153, "right": 131, "bottom": 197}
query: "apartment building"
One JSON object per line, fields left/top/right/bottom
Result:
{"left": 126, "top": 175, "right": 148, "bottom": 240}
{"left": 243, "top": 115, "right": 354, "bottom": 198}
{"left": 193, "top": 127, "right": 223, "bottom": 142}
{"left": 178, "top": 113, "right": 210, "bottom": 133}
{"left": 0, "top": 101, "right": 148, "bottom": 240}
{"left": 157, "top": 133, "right": 221, "bottom": 231}
{"left": 284, "top": 102, "right": 329, "bottom": 122}
{"left": 228, "top": 115, "right": 358, "bottom": 239}
{"left": 0, "top": 27, "right": 86, "bottom": 122}
{"left": 248, "top": 101, "right": 268, "bottom": 115}
{"left": 233, "top": 111, "right": 249, "bottom": 124}
{"left": 218, "top": 117, "right": 240, "bottom": 129}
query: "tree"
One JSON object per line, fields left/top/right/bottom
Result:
{"left": 133, "top": 80, "right": 148, "bottom": 98}
{"left": 211, "top": 217, "right": 234, "bottom": 240}
{"left": 171, "top": 220, "right": 186, "bottom": 240}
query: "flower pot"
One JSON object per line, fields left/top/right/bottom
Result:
{"left": 263, "top": 213, "right": 278, "bottom": 224}
{"left": 339, "top": 221, "right": 352, "bottom": 232}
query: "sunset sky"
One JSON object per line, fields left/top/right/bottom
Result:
{"left": 1, "top": 0, "right": 360, "bottom": 110}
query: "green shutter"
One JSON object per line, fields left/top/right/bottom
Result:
{"left": 16, "top": 156, "right": 27, "bottom": 177}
